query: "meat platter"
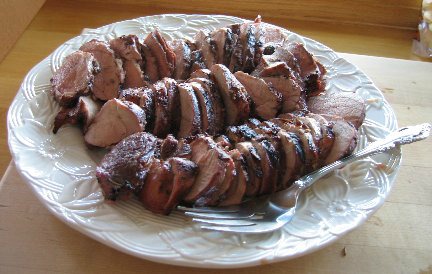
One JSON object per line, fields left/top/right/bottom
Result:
{"left": 7, "top": 14, "right": 401, "bottom": 268}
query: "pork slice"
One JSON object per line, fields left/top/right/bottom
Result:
{"left": 163, "top": 78, "right": 181, "bottom": 134}
{"left": 183, "top": 148, "right": 225, "bottom": 204}
{"left": 169, "top": 39, "right": 192, "bottom": 80}
{"left": 139, "top": 157, "right": 198, "bottom": 215}
{"left": 261, "top": 76, "right": 303, "bottom": 113}
{"left": 296, "top": 116, "right": 323, "bottom": 144}
{"left": 269, "top": 47, "right": 301, "bottom": 75}
{"left": 210, "top": 27, "right": 228, "bottom": 65}
{"left": 261, "top": 25, "right": 286, "bottom": 47}
{"left": 95, "top": 132, "right": 159, "bottom": 201}
{"left": 119, "top": 87, "right": 155, "bottom": 131}
{"left": 190, "top": 50, "right": 207, "bottom": 72}
{"left": 189, "top": 135, "right": 216, "bottom": 163}
{"left": 257, "top": 61, "right": 295, "bottom": 78}
{"left": 190, "top": 77, "right": 225, "bottom": 134}
{"left": 194, "top": 30, "right": 216, "bottom": 69}
{"left": 277, "top": 130, "right": 305, "bottom": 188}
{"left": 190, "top": 68, "right": 211, "bottom": 79}
{"left": 307, "top": 113, "right": 335, "bottom": 162}
{"left": 234, "top": 71, "right": 282, "bottom": 120}
{"left": 51, "top": 51, "right": 100, "bottom": 106}
{"left": 53, "top": 96, "right": 102, "bottom": 133}
{"left": 160, "top": 134, "right": 179, "bottom": 160}
{"left": 210, "top": 64, "right": 250, "bottom": 126}
{"left": 141, "top": 43, "right": 159, "bottom": 83}
{"left": 80, "top": 40, "right": 124, "bottom": 101}
{"left": 123, "top": 60, "right": 146, "bottom": 88}
{"left": 228, "top": 24, "right": 242, "bottom": 72}
{"left": 240, "top": 23, "right": 257, "bottom": 73}
{"left": 284, "top": 42, "right": 318, "bottom": 79}
{"left": 271, "top": 117, "right": 319, "bottom": 172}
{"left": 110, "top": 36, "right": 146, "bottom": 88}
{"left": 252, "top": 21, "right": 265, "bottom": 68}
{"left": 189, "top": 81, "right": 215, "bottom": 134}
{"left": 151, "top": 81, "right": 170, "bottom": 138}
{"left": 194, "top": 146, "right": 235, "bottom": 206}
{"left": 144, "top": 29, "right": 176, "bottom": 78}
{"left": 307, "top": 92, "right": 366, "bottom": 129}
{"left": 251, "top": 139, "right": 279, "bottom": 195}
{"left": 177, "top": 83, "right": 202, "bottom": 138}
{"left": 84, "top": 98, "right": 145, "bottom": 147}
{"left": 219, "top": 149, "right": 248, "bottom": 206}
{"left": 109, "top": 35, "right": 142, "bottom": 61}
{"left": 322, "top": 116, "right": 358, "bottom": 165}
{"left": 138, "top": 159, "right": 173, "bottom": 214}
{"left": 165, "top": 157, "right": 198, "bottom": 211}
{"left": 235, "top": 141, "right": 263, "bottom": 197}
{"left": 139, "top": 87, "right": 156, "bottom": 131}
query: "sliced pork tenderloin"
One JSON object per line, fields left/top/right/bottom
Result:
{"left": 189, "top": 77, "right": 225, "bottom": 134}
{"left": 53, "top": 96, "right": 102, "bottom": 133}
{"left": 194, "top": 30, "right": 217, "bottom": 69}
{"left": 163, "top": 78, "right": 181, "bottom": 134}
{"left": 119, "top": 87, "right": 155, "bottom": 131}
{"left": 151, "top": 81, "right": 171, "bottom": 137}
{"left": 190, "top": 50, "right": 207, "bottom": 72}
{"left": 277, "top": 130, "right": 305, "bottom": 188}
{"left": 169, "top": 39, "right": 193, "bottom": 80}
{"left": 219, "top": 149, "right": 248, "bottom": 206}
{"left": 270, "top": 117, "right": 319, "bottom": 172}
{"left": 183, "top": 137, "right": 220, "bottom": 203}
{"left": 235, "top": 141, "right": 263, "bottom": 197}
{"left": 79, "top": 40, "right": 124, "bottom": 100}
{"left": 51, "top": 50, "right": 100, "bottom": 106}
{"left": 138, "top": 157, "right": 198, "bottom": 215}
{"left": 177, "top": 83, "right": 202, "bottom": 138}
{"left": 307, "top": 92, "right": 366, "bottom": 129}
{"left": 189, "top": 81, "right": 216, "bottom": 134}
{"left": 141, "top": 44, "right": 159, "bottom": 83}
{"left": 251, "top": 139, "right": 279, "bottom": 195}
{"left": 261, "top": 76, "right": 304, "bottom": 113}
{"left": 144, "top": 29, "right": 176, "bottom": 78}
{"left": 210, "top": 64, "right": 250, "bottom": 126}
{"left": 234, "top": 71, "right": 282, "bottom": 120}
{"left": 95, "top": 132, "right": 159, "bottom": 201}
{"left": 306, "top": 113, "right": 335, "bottom": 163}
{"left": 109, "top": 34, "right": 143, "bottom": 61}
{"left": 321, "top": 116, "right": 358, "bottom": 165}
{"left": 84, "top": 98, "right": 145, "bottom": 147}
{"left": 122, "top": 60, "right": 146, "bottom": 88}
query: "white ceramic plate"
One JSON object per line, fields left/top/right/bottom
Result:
{"left": 7, "top": 14, "right": 401, "bottom": 268}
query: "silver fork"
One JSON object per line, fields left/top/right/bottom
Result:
{"left": 178, "top": 123, "right": 431, "bottom": 234}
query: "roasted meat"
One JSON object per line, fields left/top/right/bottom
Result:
{"left": 79, "top": 40, "right": 124, "bottom": 100}
{"left": 210, "top": 64, "right": 251, "bottom": 126}
{"left": 84, "top": 98, "right": 145, "bottom": 147}
{"left": 51, "top": 51, "right": 100, "bottom": 106}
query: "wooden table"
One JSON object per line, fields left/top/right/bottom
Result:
{"left": 1, "top": 1, "right": 432, "bottom": 273}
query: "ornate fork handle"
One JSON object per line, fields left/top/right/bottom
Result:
{"left": 271, "top": 123, "right": 431, "bottom": 208}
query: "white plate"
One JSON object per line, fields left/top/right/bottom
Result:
{"left": 7, "top": 14, "right": 401, "bottom": 268}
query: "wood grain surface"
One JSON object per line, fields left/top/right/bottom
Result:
{"left": 0, "top": 0, "right": 46, "bottom": 62}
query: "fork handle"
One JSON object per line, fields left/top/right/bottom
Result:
{"left": 271, "top": 123, "right": 431, "bottom": 207}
